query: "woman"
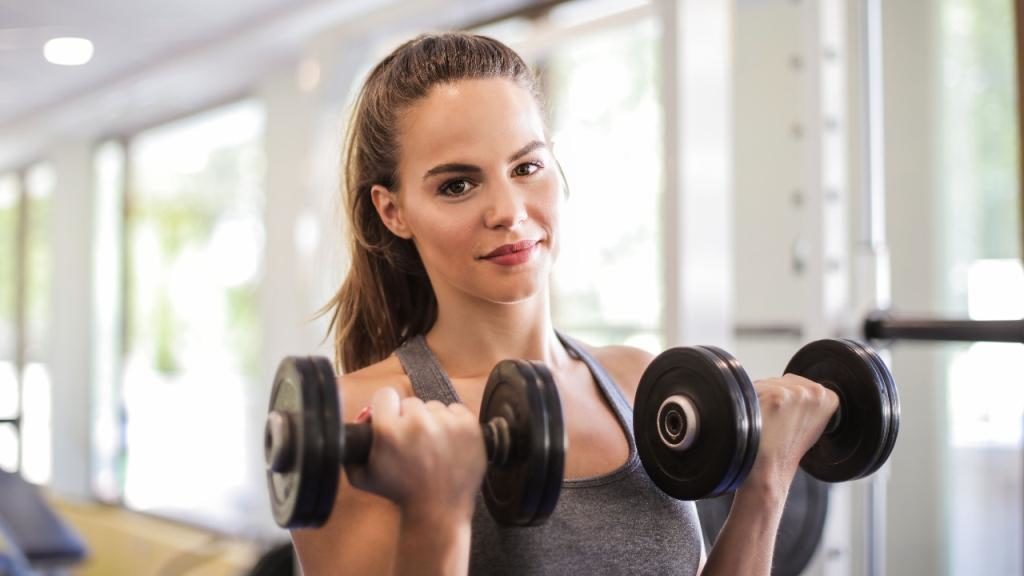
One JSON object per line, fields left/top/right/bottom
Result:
{"left": 291, "top": 32, "right": 838, "bottom": 575}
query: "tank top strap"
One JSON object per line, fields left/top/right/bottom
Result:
{"left": 555, "top": 332, "right": 637, "bottom": 439}
{"left": 394, "top": 335, "right": 462, "bottom": 405}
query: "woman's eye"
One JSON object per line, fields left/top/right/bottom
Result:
{"left": 512, "top": 162, "right": 542, "bottom": 177}
{"left": 439, "top": 179, "right": 474, "bottom": 197}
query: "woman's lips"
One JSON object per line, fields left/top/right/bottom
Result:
{"left": 481, "top": 240, "right": 539, "bottom": 266}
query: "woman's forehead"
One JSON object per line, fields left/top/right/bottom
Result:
{"left": 398, "top": 78, "right": 547, "bottom": 165}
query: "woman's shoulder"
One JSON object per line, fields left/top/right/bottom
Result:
{"left": 337, "top": 354, "right": 415, "bottom": 421}
{"left": 575, "top": 340, "right": 655, "bottom": 407}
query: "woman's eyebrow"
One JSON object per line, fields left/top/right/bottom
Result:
{"left": 422, "top": 140, "right": 547, "bottom": 181}
{"left": 423, "top": 162, "right": 481, "bottom": 180}
{"left": 508, "top": 140, "right": 546, "bottom": 163}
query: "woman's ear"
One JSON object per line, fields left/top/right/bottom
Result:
{"left": 370, "top": 184, "right": 413, "bottom": 239}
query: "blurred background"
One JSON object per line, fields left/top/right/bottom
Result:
{"left": 0, "top": 0, "right": 1021, "bottom": 574}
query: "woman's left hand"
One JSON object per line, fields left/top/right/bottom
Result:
{"left": 744, "top": 374, "right": 840, "bottom": 495}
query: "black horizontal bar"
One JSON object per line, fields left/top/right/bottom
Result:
{"left": 734, "top": 323, "right": 804, "bottom": 339}
{"left": 864, "top": 314, "right": 1024, "bottom": 343}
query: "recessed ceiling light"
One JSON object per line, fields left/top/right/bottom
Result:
{"left": 44, "top": 37, "right": 94, "bottom": 66}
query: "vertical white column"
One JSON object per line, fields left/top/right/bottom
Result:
{"left": 91, "top": 141, "right": 125, "bottom": 501}
{"left": 658, "top": 0, "right": 735, "bottom": 348}
{"left": 48, "top": 140, "right": 94, "bottom": 498}
{"left": 854, "top": 1, "right": 891, "bottom": 574}
{"left": 800, "top": 0, "right": 850, "bottom": 342}
{"left": 798, "top": 2, "right": 858, "bottom": 575}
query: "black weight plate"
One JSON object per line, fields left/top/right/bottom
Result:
{"left": 634, "top": 347, "right": 752, "bottom": 500}
{"left": 266, "top": 357, "right": 327, "bottom": 528}
{"left": 699, "top": 346, "right": 761, "bottom": 494}
{"left": 524, "top": 361, "right": 566, "bottom": 525}
{"left": 291, "top": 357, "right": 332, "bottom": 526}
{"left": 837, "top": 339, "right": 888, "bottom": 478}
{"left": 310, "top": 356, "right": 342, "bottom": 526}
{"left": 786, "top": 339, "right": 891, "bottom": 482}
{"left": 481, "top": 359, "right": 557, "bottom": 526}
{"left": 843, "top": 339, "right": 900, "bottom": 476}
{"left": 696, "top": 468, "right": 829, "bottom": 576}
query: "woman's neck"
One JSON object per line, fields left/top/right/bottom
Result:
{"left": 424, "top": 290, "right": 573, "bottom": 379}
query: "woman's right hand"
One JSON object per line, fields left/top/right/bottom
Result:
{"left": 345, "top": 387, "right": 487, "bottom": 523}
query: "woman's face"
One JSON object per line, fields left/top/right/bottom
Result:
{"left": 374, "top": 78, "right": 562, "bottom": 305}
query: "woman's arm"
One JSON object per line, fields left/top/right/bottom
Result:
{"left": 701, "top": 375, "right": 838, "bottom": 575}
{"left": 593, "top": 345, "right": 836, "bottom": 576}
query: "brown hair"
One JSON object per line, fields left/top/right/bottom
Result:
{"left": 323, "top": 33, "right": 541, "bottom": 373}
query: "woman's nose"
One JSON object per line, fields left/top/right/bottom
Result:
{"left": 483, "top": 180, "right": 528, "bottom": 230}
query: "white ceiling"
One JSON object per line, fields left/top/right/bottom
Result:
{"left": 0, "top": 0, "right": 328, "bottom": 125}
{"left": 0, "top": 0, "right": 534, "bottom": 169}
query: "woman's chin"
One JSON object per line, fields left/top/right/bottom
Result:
{"left": 481, "top": 281, "right": 546, "bottom": 305}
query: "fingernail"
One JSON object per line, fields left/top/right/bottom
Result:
{"left": 356, "top": 406, "right": 372, "bottom": 423}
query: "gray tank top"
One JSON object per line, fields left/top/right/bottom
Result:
{"left": 395, "top": 333, "right": 703, "bottom": 575}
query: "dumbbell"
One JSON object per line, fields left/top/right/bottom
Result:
{"left": 264, "top": 355, "right": 566, "bottom": 528}
{"left": 634, "top": 339, "right": 900, "bottom": 500}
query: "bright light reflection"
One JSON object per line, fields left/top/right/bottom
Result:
{"left": 43, "top": 37, "right": 94, "bottom": 66}
{"left": 950, "top": 259, "right": 1024, "bottom": 448}
{"left": 21, "top": 363, "right": 51, "bottom": 485}
{"left": 0, "top": 362, "right": 16, "bottom": 418}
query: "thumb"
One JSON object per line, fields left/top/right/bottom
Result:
{"left": 370, "top": 387, "right": 402, "bottom": 423}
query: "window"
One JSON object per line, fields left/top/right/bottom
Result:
{"left": 940, "top": 0, "right": 1023, "bottom": 572}
{"left": 21, "top": 163, "right": 54, "bottom": 485}
{"left": 0, "top": 172, "right": 19, "bottom": 473}
{"left": 121, "top": 100, "right": 265, "bottom": 529}
{"left": 0, "top": 164, "right": 54, "bottom": 485}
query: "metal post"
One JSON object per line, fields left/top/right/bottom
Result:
{"left": 859, "top": 0, "right": 889, "bottom": 574}
{"left": 14, "top": 169, "right": 27, "bottom": 474}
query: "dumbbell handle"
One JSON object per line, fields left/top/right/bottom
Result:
{"left": 265, "top": 411, "right": 510, "bottom": 474}
{"left": 342, "top": 422, "right": 373, "bottom": 466}
{"left": 817, "top": 381, "right": 844, "bottom": 435}
{"left": 339, "top": 418, "right": 511, "bottom": 467}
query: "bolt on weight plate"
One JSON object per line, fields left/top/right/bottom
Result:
{"left": 480, "top": 359, "right": 566, "bottom": 526}
{"left": 266, "top": 358, "right": 321, "bottom": 527}
{"left": 634, "top": 347, "right": 757, "bottom": 500}
{"left": 786, "top": 339, "right": 893, "bottom": 482}
{"left": 266, "top": 356, "right": 340, "bottom": 528}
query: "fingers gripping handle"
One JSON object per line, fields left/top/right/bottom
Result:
{"left": 483, "top": 417, "right": 511, "bottom": 467}
{"left": 342, "top": 422, "right": 373, "bottom": 466}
